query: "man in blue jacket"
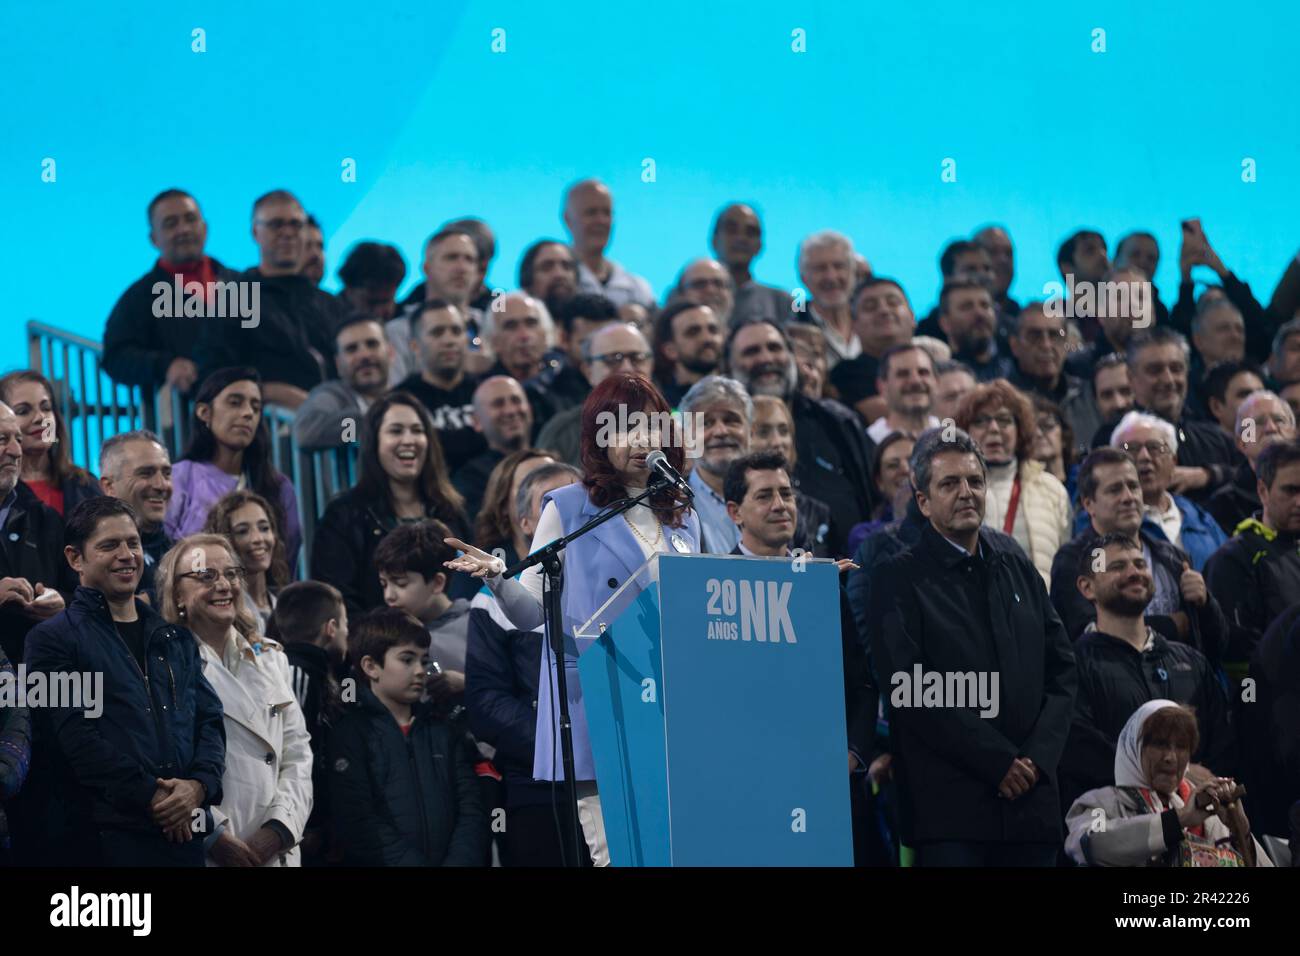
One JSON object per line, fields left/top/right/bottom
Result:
{"left": 23, "top": 497, "right": 225, "bottom": 866}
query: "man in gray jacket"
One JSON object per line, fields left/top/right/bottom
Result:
{"left": 292, "top": 315, "right": 393, "bottom": 450}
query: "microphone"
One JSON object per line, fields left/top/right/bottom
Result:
{"left": 645, "top": 450, "right": 694, "bottom": 500}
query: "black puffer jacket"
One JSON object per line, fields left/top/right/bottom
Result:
{"left": 329, "top": 683, "right": 489, "bottom": 866}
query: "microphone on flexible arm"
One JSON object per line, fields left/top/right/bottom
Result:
{"left": 645, "top": 450, "right": 694, "bottom": 500}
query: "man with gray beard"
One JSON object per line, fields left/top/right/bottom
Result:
{"left": 724, "top": 319, "right": 875, "bottom": 554}
{"left": 679, "top": 376, "right": 752, "bottom": 553}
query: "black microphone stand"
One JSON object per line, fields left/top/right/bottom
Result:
{"left": 502, "top": 478, "right": 672, "bottom": 867}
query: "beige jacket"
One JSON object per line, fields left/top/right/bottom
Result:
{"left": 199, "top": 628, "right": 314, "bottom": 867}
{"left": 983, "top": 459, "right": 1071, "bottom": 588}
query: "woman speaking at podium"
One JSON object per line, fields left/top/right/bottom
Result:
{"left": 446, "top": 372, "right": 700, "bottom": 865}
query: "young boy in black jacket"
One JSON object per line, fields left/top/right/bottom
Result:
{"left": 329, "top": 608, "right": 488, "bottom": 866}
{"left": 270, "top": 580, "right": 348, "bottom": 865}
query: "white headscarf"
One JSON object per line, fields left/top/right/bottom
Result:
{"left": 1114, "top": 698, "right": 1183, "bottom": 788}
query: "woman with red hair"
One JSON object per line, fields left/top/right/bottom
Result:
{"left": 447, "top": 373, "right": 699, "bottom": 866}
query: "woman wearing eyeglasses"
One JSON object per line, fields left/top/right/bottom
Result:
{"left": 156, "top": 534, "right": 312, "bottom": 867}
{"left": 445, "top": 373, "right": 699, "bottom": 866}
{"left": 956, "top": 379, "right": 1072, "bottom": 588}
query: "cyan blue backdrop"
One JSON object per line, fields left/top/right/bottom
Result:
{"left": 4, "top": 2, "right": 1297, "bottom": 360}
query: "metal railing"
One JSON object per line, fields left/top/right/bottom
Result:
{"left": 25, "top": 319, "right": 357, "bottom": 571}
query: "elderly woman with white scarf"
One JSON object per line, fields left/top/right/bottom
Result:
{"left": 1066, "top": 700, "right": 1271, "bottom": 867}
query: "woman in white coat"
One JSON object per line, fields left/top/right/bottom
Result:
{"left": 157, "top": 533, "right": 313, "bottom": 867}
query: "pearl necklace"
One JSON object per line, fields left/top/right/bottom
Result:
{"left": 623, "top": 510, "right": 663, "bottom": 549}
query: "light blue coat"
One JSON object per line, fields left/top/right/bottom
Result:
{"left": 533, "top": 482, "right": 700, "bottom": 780}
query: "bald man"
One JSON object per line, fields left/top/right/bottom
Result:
{"left": 711, "top": 203, "right": 794, "bottom": 324}
{"left": 563, "top": 179, "right": 655, "bottom": 309}
{"left": 453, "top": 376, "right": 535, "bottom": 517}
{"left": 536, "top": 322, "right": 655, "bottom": 465}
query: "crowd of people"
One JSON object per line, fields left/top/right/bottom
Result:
{"left": 0, "top": 180, "right": 1298, "bottom": 867}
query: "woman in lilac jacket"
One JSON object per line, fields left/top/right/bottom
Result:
{"left": 165, "top": 367, "right": 302, "bottom": 569}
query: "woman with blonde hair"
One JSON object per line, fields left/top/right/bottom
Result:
{"left": 156, "top": 533, "right": 312, "bottom": 867}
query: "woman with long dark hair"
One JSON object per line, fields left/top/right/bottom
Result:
{"left": 0, "top": 370, "right": 101, "bottom": 515}
{"left": 204, "top": 490, "right": 292, "bottom": 635}
{"left": 311, "top": 391, "right": 471, "bottom": 620}
{"left": 165, "top": 367, "right": 301, "bottom": 565}
{"left": 446, "top": 373, "right": 700, "bottom": 866}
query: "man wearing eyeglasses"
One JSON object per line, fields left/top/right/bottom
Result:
{"left": 672, "top": 258, "right": 734, "bottom": 326}
{"left": 1007, "top": 301, "right": 1100, "bottom": 455}
{"left": 535, "top": 323, "right": 654, "bottom": 466}
{"left": 1207, "top": 391, "right": 1298, "bottom": 533}
{"left": 194, "top": 189, "right": 353, "bottom": 409}
{"left": 1107, "top": 411, "right": 1227, "bottom": 572}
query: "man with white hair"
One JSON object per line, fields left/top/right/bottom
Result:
{"left": 680, "top": 376, "right": 752, "bottom": 554}
{"left": 1110, "top": 411, "right": 1227, "bottom": 571}
{"left": 791, "top": 230, "right": 861, "bottom": 367}
{"left": 1207, "top": 390, "right": 1298, "bottom": 533}
{"left": 563, "top": 179, "right": 655, "bottom": 309}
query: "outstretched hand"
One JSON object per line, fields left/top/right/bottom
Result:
{"left": 443, "top": 538, "right": 506, "bottom": 579}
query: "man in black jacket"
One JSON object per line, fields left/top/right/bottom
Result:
{"left": 0, "top": 403, "right": 76, "bottom": 664}
{"left": 1205, "top": 439, "right": 1300, "bottom": 683}
{"left": 726, "top": 319, "right": 876, "bottom": 554}
{"left": 330, "top": 609, "right": 488, "bottom": 866}
{"left": 193, "top": 189, "right": 352, "bottom": 408}
{"left": 1061, "top": 532, "right": 1235, "bottom": 811}
{"left": 22, "top": 497, "right": 225, "bottom": 866}
{"left": 1050, "top": 447, "right": 1228, "bottom": 659}
{"left": 102, "top": 189, "right": 236, "bottom": 395}
{"left": 1115, "top": 328, "right": 1243, "bottom": 503}
{"left": 868, "top": 427, "right": 1076, "bottom": 866}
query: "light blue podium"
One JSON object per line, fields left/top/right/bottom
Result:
{"left": 575, "top": 552, "right": 852, "bottom": 866}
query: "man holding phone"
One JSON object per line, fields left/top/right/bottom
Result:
{"left": 1171, "top": 218, "right": 1274, "bottom": 364}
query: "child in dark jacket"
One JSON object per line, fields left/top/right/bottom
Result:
{"left": 329, "top": 608, "right": 488, "bottom": 866}
{"left": 270, "top": 580, "right": 349, "bottom": 865}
